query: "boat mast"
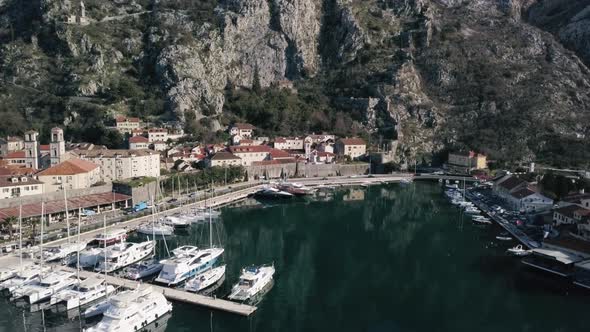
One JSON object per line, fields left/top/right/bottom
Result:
{"left": 18, "top": 203, "right": 22, "bottom": 269}
{"left": 40, "top": 201, "right": 44, "bottom": 270}
{"left": 103, "top": 214, "right": 108, "bottom": 297}
{"left": 209, "top": 206, "right": 213, "bottom": 249}
{"left": 150, "top": 192, "right": 156, "bottom": 258}
{"left": 64, "top": 186, "right": 70, "bottom": 243}
{"left": 76, "top": 208, "right": 81, "bottom": 283}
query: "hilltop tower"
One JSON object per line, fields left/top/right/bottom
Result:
{"left": 50, "top": 127, "right": 66, "bottom": 167}
{"left": 24, "top": 130, "right": 40, "bottom": 169}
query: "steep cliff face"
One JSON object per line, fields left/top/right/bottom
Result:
{"left": 0, "top": 0, "right": 589, "bottom": 166}
{"left": 526, "top": 0, "right": 590, "bottom": 66}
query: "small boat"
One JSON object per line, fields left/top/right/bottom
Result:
{"left": 89, "top": 229, "right": 127, "bottom": 247}
{"left": 472, "top": 216, "right": 492, "bottom": 224}
{"left": 228, "top": 264, "right": 275, "bottom": 302}
{"left": 496, "top": 232, "right": 513, "bottom": 241}
{"left": 136, "top": 223, "right": 174, "bottom": 236}
{"left": 464, "top": 206, "right": 480, "bottom": 215}
{"left": 184, "top": 265, "right": 226, "bottom": 293}
{"left": 278, "top": 182, "right": 314, "bottom": 196}
{"left": 507, "top": 244, "right": 531, "bottom": 256}
{"left": 125, "top": 258, "right": 163, "bottom": 280}
{"left": 162, "top": 216, "right": 191, "bottom": 229}
{"left": 400, "top": 178, "right": 413, "bottom": 185}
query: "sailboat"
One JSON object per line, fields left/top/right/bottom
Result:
{"left": 50, "top": 210, "right": 115, "bottom": 312}
{"left": 126, "top": 197, "right": 163, "bottom": 280}
{"left": 184, "top": 207, "right": 226, "bottom": 293}
{"left": 44, "top": 190, "right": 88, "bottom": 263}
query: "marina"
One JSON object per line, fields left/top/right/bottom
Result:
{"left": 0, "top": 181, "right": 588, "bottom": 331}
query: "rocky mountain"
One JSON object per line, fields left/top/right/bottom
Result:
{"left": 0, "top": 0, "right": 588, "bottom": 168}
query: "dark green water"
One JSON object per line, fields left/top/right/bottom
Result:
{"left": 2, "top": 183, "right": 588, "bottom": 331}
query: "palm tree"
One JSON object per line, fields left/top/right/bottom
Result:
{"left": 3, "top": 216, "right": 17, "bottom": 241}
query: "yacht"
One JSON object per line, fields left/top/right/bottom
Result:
{"left": 0, "top": 265, "right": 50, "bottom": 294}
{"left": 90, "top": 229, "right": 127, "bottom": 247}
{"left": 50, "top": 276, "right": 115, "bottom": 311}
{"left": 125, "top": 259, "right": 163, "bottom": 280}
{"left": 41, "top": 241, "right": 88, "bottom": 263}
{"left": 162, "top": 216, "right": 191, "bottom": 229}
{"left": 155, "top": 247, "right": 224, "bottom": 286}
{"left": 137, "top": 222, "right": 174, "bottom": 236}
{"left": 184, "top": 265, "right": 226, "bottom": 293}
{"left": 12, "top": 269, "right": 77, "bottom": 304}
{"left": 84, "top": 286, "right": 172, "bottom": 332}
{"left": 472, "top": 216, "right": 492, "bottom": 224}
{"left": 95, "top": 241, "right": 154, "bottom": 273}
{"left": 228, "top": 264, "right": 275, "bottom": 302}
{"left": 255, "top": 186, "right": 293, "bottom": 199}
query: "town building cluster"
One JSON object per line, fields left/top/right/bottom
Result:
{"left": 0, "top": 126, "right": 160, "bottom": 199}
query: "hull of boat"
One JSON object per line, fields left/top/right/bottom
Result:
{"left": 155, "top": 249, "right": 223, "bottom": 286}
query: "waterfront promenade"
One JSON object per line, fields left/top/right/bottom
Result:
{"left": 464, "top": 190, "right": 539, "bottom": 249}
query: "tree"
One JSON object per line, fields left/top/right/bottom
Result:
{"left": 2, "top": 216, "right": 17, "bottom": 240}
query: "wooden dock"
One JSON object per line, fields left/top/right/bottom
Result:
{"left": 73, "top": 268, "right": 257, "bottom": 316}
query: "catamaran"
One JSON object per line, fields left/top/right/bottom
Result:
{"left": 0, "top": 265, "right": 50, "bottom": 294}
{"left": 41, "top": 242, "right": 88, "bottom": 263}
{"left": 228, "top": 264, "right": 275, "bottom": 301}
{"left": 49, "top": 276, "right": 115, "bottom": 311}
{"left": 11, "top": 269, "right": 77, "bottom": 304}
{"left": 94, "top": 241, "right": 154, "bottom": 273}
{"left": 84, "top": 286, "right": 172, "bottom": 332}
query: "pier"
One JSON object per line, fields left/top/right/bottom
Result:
{"left": 464, "top": 191, "right": 539, "bottom": 249}
{"left": 70, "top": 268, "right": 257, "bottom": 316}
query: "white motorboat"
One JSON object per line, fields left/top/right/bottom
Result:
{"left": 472, "top": 216, "right": 492, "bottom": 224}
{"left": 125, "top": 258, "right": 163, "bottom": 280}
{"left": 184, "top": 265, "right": 226, "bottom": 293}
{"left": 137, "top": 222, "right": 174, "bottom": 236}
{"left": 90, "top": 229, "right": 128, "bottom": 247}
{"left": 155, "top": 247, "right": 224, "bottom": 286}
{"left": 496, "top": 232, "right": 513, "bottom": 241}
{"left": 12, "top": 269, "right": 77, "bottom": 304}
{"left": 278, "top": 182, "right": 314, "bottom": 196}
{"left": 84, "top": 286, "right": 172, "bottom": 332}
{"left": 95, "top": 241, "right": 154, "bottom": 273}
{"left": 0, "top": 265, "right": 50, "bottom": 293}
{"left": 507, "top": 244, "right": 532, "bottom": 256}
{"left": 228, "top": 264, "right": 275, "bottom": 302}
{"left": 400, "top": 178, "right": 413, "bottom": 185}
{"left": 50, "top": 276, "right": 115, "bottom": 311}
{"left": 464, "top": 206, "right": 480, "bottom": 215}
{"left": 41, "top": 241, "right": 88, "bottom": 263}
{"left": 162, "top": 216, "right": 191, "bottom": 229}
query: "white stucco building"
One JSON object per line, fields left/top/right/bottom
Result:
{"left": 0, "top": 176, "right": 43, "bottom": 199}
{"left": 73, "top": 149, "right": 160, "bottom": 182}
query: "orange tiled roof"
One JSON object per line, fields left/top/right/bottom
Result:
{"left": 4, "top": 151, "right": 25, "bottom": 159}
{"left": 37, "top": 158, "right": 98, "bottom": 176}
